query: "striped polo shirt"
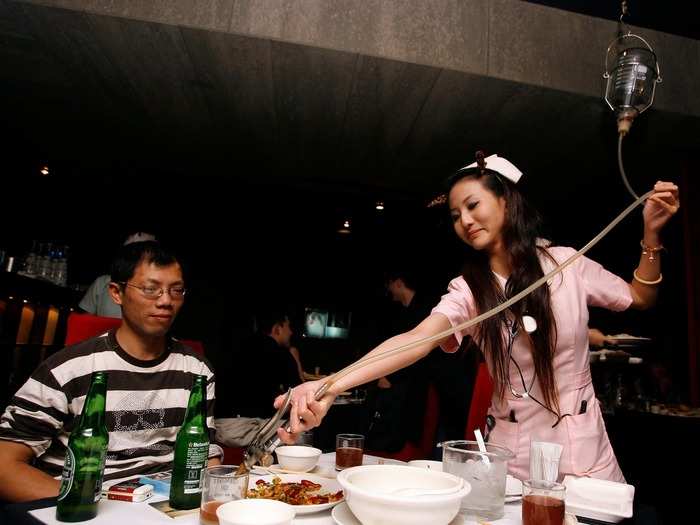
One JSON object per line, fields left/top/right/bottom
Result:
{"left": 0, "top": 330, "right": 223, "bottom": 485}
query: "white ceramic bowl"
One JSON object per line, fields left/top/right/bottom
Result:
{"left": 407, "top": 460, "right": 443, "bottom": 471}
{"left": 216, "top": 499, "right": 295, "bottom": 525}
{"left": 337, "top": 465, "right": 470, "bottom": 525}
{"left": 275, "top": 445, "right": 322, "bottom": 472}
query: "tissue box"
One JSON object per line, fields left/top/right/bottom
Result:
{"left": 563, "top": 476, "right": 634, "bottom": 523}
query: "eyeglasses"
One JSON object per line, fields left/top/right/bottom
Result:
{"left": 505, "top": 320, "right": 571, "bottom": 428}
{"left": 120, "top": 282, "right": 186, "bottom": 300}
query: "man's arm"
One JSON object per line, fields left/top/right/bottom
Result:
{"left": 0, "top": 440, "right": 60, "bottom": 502}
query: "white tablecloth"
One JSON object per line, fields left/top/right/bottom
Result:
{"left": 30, "top": 453, "right": 523, "bottom": 525}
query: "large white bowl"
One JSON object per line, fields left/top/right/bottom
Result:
{"left": 275, "top": 445, "right": 322, "bottom": 472}
{"left": 407, "top": 459, "right": 443, "bottom": 471}
{"left": 336, "top": 465, "right": 470, "bottom": 525}
{"left": 216, "top": 499, "right": 295, "bottom": 525}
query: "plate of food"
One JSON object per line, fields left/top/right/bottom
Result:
{"left": 605, "top": 334, "right": 652, "bottom": 347}
{"left": 247, "top": 474, "right": 344, "bottom": 514}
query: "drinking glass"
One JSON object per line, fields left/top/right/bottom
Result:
{"left": 522, "top": 479, "right": 566, "bottom": 525}
{"left": 199, "top": 466, "right": 249, "bottom": 525}
{"left": 296, "top": 430, "right": 314, "bottom": 446}
{"left": 441, "top": 440, "right": 514, "bottom": 520}
{"left": 335, "top": 434, "right": 364, "bottom": 470}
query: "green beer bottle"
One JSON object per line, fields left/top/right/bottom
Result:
{"left": 56, "top": 371, "right": 109, "bottom": 522}
{"left": 169, "top": 374, "right": 209, "bottom": 509}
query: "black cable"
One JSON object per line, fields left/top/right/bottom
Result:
{"left": 506, "top": 324, "right": 572, "bottom": 428}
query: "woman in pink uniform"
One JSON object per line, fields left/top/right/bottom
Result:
{"left": 279, "top": 152, "right": 679, "bottom": 482}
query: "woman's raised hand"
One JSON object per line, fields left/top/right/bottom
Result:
{"left": 274, "top": 379, "right": 336, "bottom": 444}
{"left": 643, "top": 181, "right": 680, "bottom": 234}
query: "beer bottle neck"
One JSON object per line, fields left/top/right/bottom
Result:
{"left": 183, "top": 375, "right": 206, "bottom": 427}
{"left": 79, "top": 373, "right": 107, "bottom": 430}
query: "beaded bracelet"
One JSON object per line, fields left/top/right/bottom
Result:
{"left": 640, "top": 240, "right": 664, "bottom": 262}
{"left": 633, "top": 268, "right": 663, "bottom": 285}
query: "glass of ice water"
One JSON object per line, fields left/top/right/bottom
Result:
{"left": 440, "top": 440, "right": 514, "bottom": 520}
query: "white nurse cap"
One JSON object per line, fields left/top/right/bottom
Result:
{"left": 460, "top": 154, "right": 523, "bottom": 184}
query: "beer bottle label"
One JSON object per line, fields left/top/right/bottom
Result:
{"left": 183, "top": 442, "right": 208, "bottom": 494}
{"left": 57, "top": 448, "right": 75, "bottom": 501}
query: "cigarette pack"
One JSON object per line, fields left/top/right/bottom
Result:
{"left": 102, "top": 479, "right": 154, "bottom": 502}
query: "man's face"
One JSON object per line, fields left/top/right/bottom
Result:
{"left": 275, "top": 319, "right": 294, "bottom": 348}
{"left": 110, "top": 261, "right": 184, "bottom": 338}
{"left": 386, "top": 278, "right": 403, "bottom": 302}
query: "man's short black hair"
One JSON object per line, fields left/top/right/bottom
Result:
{"left": 383, "top": 268, "right": 418, "bottom": 291}
{"left": 110, "top": 241, "right": 182, "bottom": 284}
{"left": 256, "top": 308, "right": 289, "bottom": 335}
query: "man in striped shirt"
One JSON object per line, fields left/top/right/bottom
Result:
{"left": 0, "top": 241, "right": 222, "bottom": 502}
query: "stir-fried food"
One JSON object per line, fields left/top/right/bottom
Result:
{"left": 247, "top": 477, "right": 343, "bottom": 505}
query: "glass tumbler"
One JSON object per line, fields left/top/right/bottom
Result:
{"left": 441, "top": 440, "right": 514, "bottom": 520}
{"left": 335, "top": 434, "right": 364, "bottom": 470}
{"left": 199, "top": 466, "right": 249, "bottom": 525}
{"left": 522, "top": 479, "right": 566, "bottom": 525}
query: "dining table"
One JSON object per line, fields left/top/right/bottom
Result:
{"left": 19, "top": 453, "right": 524, "bottom": 525}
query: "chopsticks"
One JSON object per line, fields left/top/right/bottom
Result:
{"left": 251, "top": 465, "right": 335, "bottom": 479}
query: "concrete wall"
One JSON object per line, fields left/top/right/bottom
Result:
{"left": 15, "top": 0, "right": 700, "bottom": 116}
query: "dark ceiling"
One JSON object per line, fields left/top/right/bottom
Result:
{"left": 525, "top": 0, "right": 700, "bottom": 41}
{"left": 2, "top": 0, "right": 697, "bottom": 201}
{"left": 0, "top": 0, "right": 696, "bottom": 298}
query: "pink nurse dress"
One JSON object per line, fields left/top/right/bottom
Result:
{"left": 432, "top": 246, "right": 630, "bottom": 482}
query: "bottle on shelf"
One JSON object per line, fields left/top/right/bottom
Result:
{"left": 51, "top": 244, "right": 69, "bottom": 286}
{"left": 38, "top": 242, "right": 52, "bottom": 280}
{"left": 19, "top": 240, "right": 38, "bottom": 276}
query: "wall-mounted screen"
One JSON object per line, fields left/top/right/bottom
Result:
{"left": 304, "top": 308, "right": 351, "bottom": 339}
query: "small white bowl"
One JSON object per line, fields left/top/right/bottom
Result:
{"left": 407, "top": 460, "right": 443, "bottom": 471}
{"left": 216, "top": 499, "right": 295, "bottom": 525}
{"left": 337, "top": 465, "right": 470, "bottom": 525}
{"left": 274, "top": 445, "right": 322, "bottom": 472}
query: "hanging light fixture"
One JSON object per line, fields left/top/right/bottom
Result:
{"left": 40, "top": 165, "right": 50, "bottom": 176}
{"left": 603, "top": 1, "right": 662, "bottom": 136}
{"left": 375, "top": 201, "right": 385, "bottom": 211}
{"left": 337, "top": 219, "right": 351, "bottom": 234}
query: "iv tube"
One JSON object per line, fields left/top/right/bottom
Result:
{"left": 618, "top": 133, "right": 640, "bottom": 201}
{"left": 320, "top": 189, "right": 653, "bottom": 392}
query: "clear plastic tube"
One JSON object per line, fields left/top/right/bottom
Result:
{"left": 326, "top": 189, "right": 653, "bottom": 387}
{"left": 618, "top": 133, "right": 640, "bottom": 201}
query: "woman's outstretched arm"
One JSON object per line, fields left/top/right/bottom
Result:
{"left": 277, "top": 313, "right": 453, "bottom": 441}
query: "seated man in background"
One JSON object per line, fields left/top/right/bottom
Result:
{"left": 0, "top": 241, "right": 222, "bottom": 502}
{"left": 215, "top": 308, "right": 300, "bottom": 448}
{"left": 227, "top": 308, "right": 300, "bottom": 420}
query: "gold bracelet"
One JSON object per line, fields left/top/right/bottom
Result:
{"left": 640, "top": 239, "right": 664, "bottom": 262}
{"left": 633, "top": 268, "right": 663, "bottom": 285}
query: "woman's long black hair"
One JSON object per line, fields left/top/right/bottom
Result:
{"left": 447, "top": 161, "right": 560, "bottom": 413}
